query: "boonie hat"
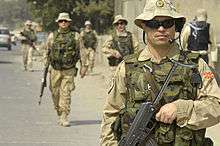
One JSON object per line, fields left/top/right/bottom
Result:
{"left": 56, "top": 12, "right": 72, "bottom": 22}
{"left": 85, "top": 21, "right": 92, "bottom": 26}
{"left": 113, "top": 15, "right": 128, "bottom": 25}
{"left": 25, "top": 20, "right": 32, "bottom": 26}
{"left": 134, "top": 0, "right": 185, "bottom": 31}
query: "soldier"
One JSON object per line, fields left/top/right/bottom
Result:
{"left": 80, "top": 20, "right": 98, "bottom": 75}
{"left": 102, "top": 15, "right": 139, "bottom": 74}
{"left": 100, "top": 0, "right": 220, "bottom": 145}
{"left": 19, "top": 20, "right": 37, "bottom": 71}
{"left": 181, "top": 9, "right": 218, "bottom": 67}
{"left": 46, "top": 12, "right": 81, "bottom": 127}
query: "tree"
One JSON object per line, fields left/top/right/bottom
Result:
{"left": 0, "top": 0, "right": 32, "bottom": 30}
{"left": 27, "top": 0, "right": 114, "bottom": 33}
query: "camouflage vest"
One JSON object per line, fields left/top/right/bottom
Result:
{"left": 50, "top": 30, "right": 79, "bottom": 70}
{"left": 108, "top": 31, "right": 134, "bottom": 66}
{"left": 112, "top": 31, "right": 134, "bottom": 57}
{"left": 112, "top": 52, "right": 206, "bottom": 146}
{"left": 82, "top": 30, "right": 97, "bottom": 49}
{"left": 21, "top": 29, "right": 37, "bottom": 44}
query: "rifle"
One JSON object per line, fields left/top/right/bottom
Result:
{"left": 38, "top": 49, "right": 51, "bottom": 105}
{"left": 119, "top": 57, "right": 196, "bottom": 146}
{"left": 20, "top": 31, "right": 38, "bottom": 51}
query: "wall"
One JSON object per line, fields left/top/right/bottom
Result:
{"left": 114, "top": 0, "right": 220, "bottom": 42}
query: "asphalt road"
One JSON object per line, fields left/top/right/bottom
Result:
{"left": 0, "top": 45, "right": 107, "bottom": 146}
{"left": 0, "top": 45, "right": 219, "bottom": 146}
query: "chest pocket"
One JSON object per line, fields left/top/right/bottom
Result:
{"left": 154, "top": 62, "right": 189, "bottom": 103}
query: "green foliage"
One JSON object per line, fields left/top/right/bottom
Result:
{"left": 27, "top": 0, "right": 114, "bottom": 34}
{"left": 0, "top": 0, "right": 32, "bottom": 30}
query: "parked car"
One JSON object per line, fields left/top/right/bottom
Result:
{"left": 0, "top": 27, "right": 11, "bottom": 50}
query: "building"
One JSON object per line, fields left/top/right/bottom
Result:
{"left": 114, "top": 0, "right": 220, "bottom": 42}
{"left": 114, "top": 0, "right": 145, "bottom": 40}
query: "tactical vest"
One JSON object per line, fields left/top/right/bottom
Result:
{"left": 111, "top": 53, "right": 206, "bottom": 146}
{"left": 21, "top": 29, "right": 37, "bottom": 44}
{"left": 188, "top": 21, "right": 210, "bottom": 51}
{"left": 50, "top": 30, "right": 79, "bottom": 70}
{"left": 82, "top": 30, "right": 97, "bottom": 49}
{"left": 108, "top": 31, "right": 134, "bottom": 66}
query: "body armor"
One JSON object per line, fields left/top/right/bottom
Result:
{"left": 188, "top": 21, "right": 210, "bottom": 51}
{"left": 21, "top": 29, "right": 37, "bottom": 44}
{"left": 112, "top": 53, "right": 206, "bottom": 146}
{"left": 82, "top": 30, "right": 97, "bottom": 49}
{"left": 50, "top": 30, "right": 79, "bottom": 70}
{"left": 108, "top": 31, "right": 134, "bottom": 66}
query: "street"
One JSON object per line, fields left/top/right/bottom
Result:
{"left": 0, "top": 44, "right": 220, "bottom": 146}
{"left": 0, "top": 45, "right": 107, "bottom": 146}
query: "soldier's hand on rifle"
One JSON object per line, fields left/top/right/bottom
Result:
{"left": 155, "top": 102, "right": 177, "bottom": 124}
{"left": 112, "top": 51, "right": 122, "bottom": 59}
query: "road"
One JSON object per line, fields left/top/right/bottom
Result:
{"left": 0, "top": 44, "right": 220, "bottom": 146}
{"left": 0, "top": 45, "right": 107, "bottom": 146}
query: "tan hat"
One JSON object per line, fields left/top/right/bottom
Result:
{"left": 56, "top": 12, "right": 72, "bottom": 22}
{"left": 112, "top": 15, "right": 128, "bottom": 25}
{"left": 25, "top": 20, "right": 32, "bottom": 26}
{"left": 134, "top": 0, "right": 185, "bottom": 31}
{"left": 196, "top": 9, "right": 207, "bottom": 21}
{"left": 85, "top": 20, "right": 92, "bottom": 26}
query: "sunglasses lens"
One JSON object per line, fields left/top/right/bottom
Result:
{"left": 162, "top": 19, "right": 175, "bottom": 28}
{"left": 117, "top": 22, "right": 125, "bottom": 25}
{"left": 59, "top": 20, "right": 68, "bottom": 23}
{"left": 145, "top": 19, "right": 174, "bottom": 29}
{"left": 144, "top": 20, "right": 160, "bottom": 29}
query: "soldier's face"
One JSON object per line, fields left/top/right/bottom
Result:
{"left": 26, "top": 24, "right": 32, "bottom": 29}
{"left": 115, "top": 21, "right": 126, "bottom": 32}
{"left": 58, "top": 20, "right": 70, "bottom": 29}
{"left": 85, "top": 25, "right": 91, "bottom": 29}
{"left": 141, "top": 16, "right": 176, "bottom": 48}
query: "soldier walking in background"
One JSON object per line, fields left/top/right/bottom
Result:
{"left": 80, "top": 20, "right": 98, "bottom": 76}
{"left": 46, "top": 12, "right": 81, "bottom": 127}
{"left": 181, "top": 9, "right": 218, "bottom": 68}
{"left": 19, "top": 20, "right": 37, "bottom": 71}
{"left": 102, "top": 15, "right": 139, "bottom": 79}
{"left": 100, "top": 0, "right": 220, "bottom": 145}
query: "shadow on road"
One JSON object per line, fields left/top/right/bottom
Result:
{"left": 0, "top": 61, "right": 13, "bottom": 64}
{"left": 70, "top": 120, "right": 101, "bottom": 126}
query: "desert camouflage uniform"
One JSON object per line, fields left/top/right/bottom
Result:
{"left": 100, "top": 47, "right": 220, "bottom": 146}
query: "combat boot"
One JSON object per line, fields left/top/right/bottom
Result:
{"left": 59, "top": 112, "right": 70, "bottom": 127}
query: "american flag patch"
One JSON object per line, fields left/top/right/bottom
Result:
{"left": 202, "top": 72, "right": 214, "bottom": 79}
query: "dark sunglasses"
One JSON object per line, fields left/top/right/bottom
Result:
{"left": 116, "top": 22, "right": 126, "bottom": 25}
{"left": 58, "top": 20, "right": 68, "bottom": 23}
{"left": 144, "top": 19, "right": 175, "bottom": 29}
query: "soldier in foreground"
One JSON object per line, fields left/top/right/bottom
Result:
{"left": 80, "top": 20, "right": 98, "bottom": 76}
{"left": 100, "top": 0, "right": 220, "bottom": 145}
{"left": 102, "top": 15, "right": 139, "bottom": 77}
{"left": 19, "top": 20, "right": 37, "bottom": 71}
{"left": 181, "top": 9, "right": 218, "bottom": 68}
{"left": 46, "top": 12, "right": 81, "bottom": 127}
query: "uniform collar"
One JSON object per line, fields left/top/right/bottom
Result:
{"left": 138, "top": 43, "right": 180, "bottom": 63}
{"left": 116, "top": 30, "right": 128, "bottom": 36}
